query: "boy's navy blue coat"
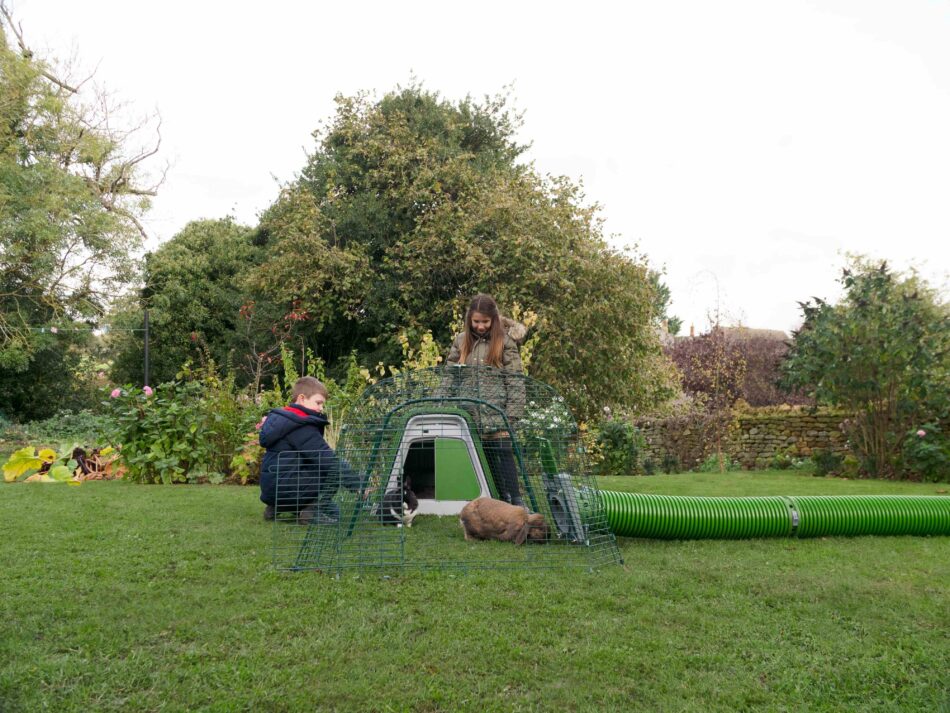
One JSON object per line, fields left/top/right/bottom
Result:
{"left": 258, "top": 404, "right": 354, "bottom": 509}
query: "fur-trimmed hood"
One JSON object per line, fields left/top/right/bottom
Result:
{"left": 501, "top": 316, "right": 528, "bottom": 345}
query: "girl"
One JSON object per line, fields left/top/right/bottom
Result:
{"left": 446, "top": 294, "right": 527, "bottom": 507}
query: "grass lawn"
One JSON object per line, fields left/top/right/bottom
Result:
{"left": 1, "top": 471, "right": 948, "bottom": 712}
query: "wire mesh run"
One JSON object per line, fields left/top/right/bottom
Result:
{"left": 272, "top": 366, "right": 623, "bottom": 573}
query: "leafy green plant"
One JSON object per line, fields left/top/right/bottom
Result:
{"left": 271, "top": 346, "right": 375, "bottom": 449}
{"left": 248, "top": 84, "right": 676, "bottom": 421}
{"left": 594, "top": 418, "right": 644, "bottom": 475}
{"left": 3, "top": 445, "right": 79, "bottom": 484}
{"left": 901, "top": 425, "right": 949, "bottom": 482}
{"left": 22, "top": 410, "right": 116, "bottom": 445}
{"left": 697, "top": 453, "right": 739, "bottom": 473}
{"left": 812, "top": 450, "right": 844, "bottom": 477}
{"left": 0, "top": 17, "right": 157, "bottom": 418}
{"left": 228, "top": 434, "right": 264, "bottom": 485}
{"left": 106, "top": 376, "right": 263, "bottom": 485}
{"left": 783, "top": 259, "right": 949, "bottom": 478}
{"left": 841, "top": 454, "right": 862, "bottom": 478}
{"left": 661, "top": 453, "right": 681, "bottom": 474}
{"left": 769, "top": 448, "right": 810, "bottom": 471}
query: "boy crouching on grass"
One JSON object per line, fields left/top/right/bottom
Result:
{"left": 258, "top": 376, "right": 360, "bottom": 524}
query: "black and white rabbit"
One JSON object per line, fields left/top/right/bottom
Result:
{"left": 380, "top": 476, "right": 419, "bottom": 527}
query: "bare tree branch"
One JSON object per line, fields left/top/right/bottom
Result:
{"left": 0, "top": 1, "right": 79, "bottom": 93}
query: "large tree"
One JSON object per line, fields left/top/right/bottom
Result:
{"left": 782, "top": 259, "right": 949, "bottom": 477}
{"left": 252, "top": 85, "right": 676, "bottom": 418}
{"left": 109, "top": 218, "right": 266, "bottom": 386}
{"left": 0, "top": 5, "right": 160, "bottom": 414}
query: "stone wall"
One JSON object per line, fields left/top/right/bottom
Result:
{"left": 635, "top": 416, "right": 715, "bottom": 471}
{"left": 731, "top": 409, "right": 849, "bottom": 468}
{"left": 636, "top": 407, "right": 850, "bottom": 470}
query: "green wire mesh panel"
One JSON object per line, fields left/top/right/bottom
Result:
{"left": 272, "top": 366, "right": 623, "bottom": 573}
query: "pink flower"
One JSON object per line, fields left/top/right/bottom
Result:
{"left": 110, "top": 388, "right": 122, "bottom": 398}
{"left": 143, "top": 385, "right": 154, "bottom": 397}
{"left": 50, "top": 326, "right": 58, "bottom": 334}
{"left": 917, "top": 429, "right": 926, "bottom": 438}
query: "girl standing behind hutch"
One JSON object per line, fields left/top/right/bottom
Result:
{"left": 446, "top": 294, "right": 527, "bottom": 507}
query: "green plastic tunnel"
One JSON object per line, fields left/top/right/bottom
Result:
{"left": 595, "top": 491, "right": 950, "bottom": 539}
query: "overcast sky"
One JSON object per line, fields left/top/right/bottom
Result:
{"left": 14, "top": 0, "right": 950, "bottom": 334}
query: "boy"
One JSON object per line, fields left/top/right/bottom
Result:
{"left": 258, "top": 376, "right": 358, "bottom": 523}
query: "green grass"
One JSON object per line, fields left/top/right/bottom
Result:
{"left": 2, "top": 472, "right": 948, "bottom": 712}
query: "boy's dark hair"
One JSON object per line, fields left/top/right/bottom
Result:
{"left": 291, "top": 376, "right": 328, "bottom": 402}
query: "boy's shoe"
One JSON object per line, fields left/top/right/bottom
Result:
{"left": 320, "top": 501, "right": 341, "bottom": 521}
{"left": 298, "top": 502, "right": 340, "bottom": 525}
{"left": 263, "top": 505, "right": 275, "bottom": 521}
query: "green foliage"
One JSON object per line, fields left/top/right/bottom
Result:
{"left": 19, "top": 409, "right": 115, "bottom": 445}
{"left": 0, "top": 323, "right": 108, "bottom": 420}
{"left": 769, "top": 452, "right": 794, "bottom": 470}
{"left": 768, "top": 449, "right": 811, "bottom": 471}
{"left": 594, "top": 418, "right": 644, "bottom": 475}
{"left": 812, "top": 450, "right": 844, "bottom": 477}
{"left": 697, "top": 453, "right": 739, "bottom": 473}
{"left": 2, "top": 444, "right": 79, "bottom": 483}
{"left": 106, "top": 332, "right": 433, "bottom": 484}
{"left": 901, "top": 425, "right": 949, "bottom": 483}
{"left": 783, "top": 259, "right": 950, "bottom": 478}
{"left": 250, "top": 84, "right": 676, "bottom": 420}
{"left": 110, "top": 218, "right": 262, "bottom": 386}
{"left": 0, "top": 17, "right": 158, "bottom": 413}
{"left": 105, "top": 371, "right": 262, "bottom": 485}
{"left": 661, "top": 453, "right": 681, "bottom": 474}
{"left": 649, "top": 270, "right": 682, "bottom": 336}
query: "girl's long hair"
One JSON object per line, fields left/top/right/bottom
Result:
{"left": 459, "top": 294, "right": 505, "bottom": 367}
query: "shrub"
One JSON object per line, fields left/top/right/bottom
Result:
{"left": 783, "top": 259, "right": 949, "bottom": 479}
{"left": 594, "top": 418, "right": 644, "bottom": 475}
{"left": 812, "top": 450, "right": 844, "bottom": 477}
{"left": 22, "top": 410, "right": 115, "bottom": 446}
{"left": 106, "top": 377, "right": 262, "bottom": 485}
{"left": 769, "top": 448, "right": 811, "bottom": 471}
{"left": 642, "top": 456, "right": 657, "bottom": 475}
{"left": 902, "top": 425, "right": 950, "bottom": 482}
{"left": 579, "top": 422, "right": 604, "bottom": 473}
{"left": 3, "top": 445, "right": 78, "bottom": 483}
{"left": 841, "top": 454, "right": 862, "bottom": 478}
{"left": 769, "top": 452, "right": 794, "bottom": 470}
{"left": 661, "top": 453, "right": 681, "bottom": 474}
{"left": 697, "top": 453, "right": 738, "bottom": 473}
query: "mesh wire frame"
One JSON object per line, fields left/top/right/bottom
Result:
{"left": 272, "top": 365, "right": 623, "bottom": 573}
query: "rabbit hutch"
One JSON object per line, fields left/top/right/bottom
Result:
{"left": 271, "top": 366, "right": 622, "bottom": 573}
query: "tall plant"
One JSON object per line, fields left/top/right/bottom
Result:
{"left": 667, "top": 327, "right": 746, "bottom": 472}
{"left": 249, "top": 84, "right": 676, "bottom": 420}
{"left": 782, "top": 259, "right": 949, "bottom": 478}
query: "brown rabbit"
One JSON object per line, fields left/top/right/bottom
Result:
{"left": 459, "top": 498, "right": 548, "bottom": 545}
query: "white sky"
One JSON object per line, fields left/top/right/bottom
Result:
{"left": 13, "top": 0, "right": 950, "bottom": 334}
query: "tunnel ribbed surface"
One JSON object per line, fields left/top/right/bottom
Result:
{"left": 792, "top": 495, "right": 950, "bottom": 538}
{"left": 598, "top": 491, "right": 950, "bottom": 540}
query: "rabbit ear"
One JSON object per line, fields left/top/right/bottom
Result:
{"left": 514, "top": 523, "right": 529, "bottom": 545}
